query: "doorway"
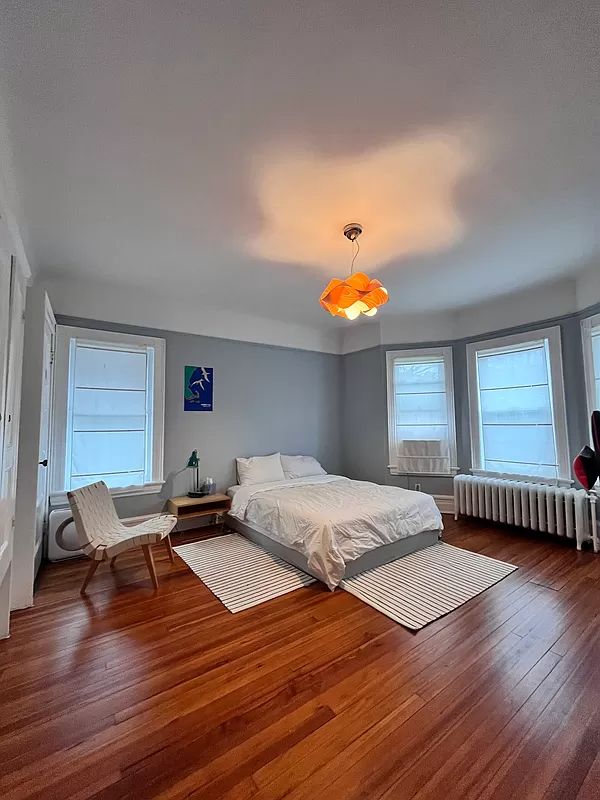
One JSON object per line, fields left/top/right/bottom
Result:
{"left": 12, "top": 289, "right": 56, "bottom": 612}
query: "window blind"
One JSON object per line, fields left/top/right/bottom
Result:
{"left": 391, "top": 353, "right": 454, "bottom": 474}
{"left": 66, "top": 341, "right": 153, "bottom": 490}
{"left": 474, "top": 340, "right": 559, "bottom": 479}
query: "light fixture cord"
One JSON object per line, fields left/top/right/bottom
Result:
{"left": 350, "top": 238, "right": 360, "bottom": 275}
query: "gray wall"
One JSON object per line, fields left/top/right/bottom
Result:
{"left": 58, "top": 299, "right": 599, "bottom": 515}
{"left": 58, "top": 316, "right": 343, "bottom": 517}
{"left": 342, "top": 303, "right": 600, "bottom": 497}
{"left": 342, "top": 345, "right": 388, "bottom": 486}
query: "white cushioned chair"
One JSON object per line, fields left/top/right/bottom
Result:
{"left": 65, "top": 481, "right": 178, "bottom": 594}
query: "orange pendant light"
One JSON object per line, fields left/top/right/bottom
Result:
{"left": 320, "top": 224, "right": 388, "bottom": 320}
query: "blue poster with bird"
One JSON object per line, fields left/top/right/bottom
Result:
{"left": 184, "top": 366, "right": 213, "bottom": 411}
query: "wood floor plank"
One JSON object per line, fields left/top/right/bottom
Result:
{"left": 281, "top": 633, "right": 556, "bottom": 800}
{"left": 2, "top": 519, "right": 600, "bottom": 799}
{"left": 382, "top": 648, "right": 564, "bottom": 800}
{"left": 416, "top": 631, "right": 599, "bottom": 799}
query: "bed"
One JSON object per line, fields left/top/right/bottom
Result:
{"left": 226, "top": 473, "right": 443, "bottom": 590}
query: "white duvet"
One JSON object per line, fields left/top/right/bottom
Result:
{"left": 228, "top": 475, "right": 443, "bottom": 589}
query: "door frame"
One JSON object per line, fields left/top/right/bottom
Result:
{"left": 34, "top": 299, "right": 56, "bottom": 575}
{"left": 12, "top": 288, "right": 56, "bottom": 611}
{"left": 0, "top": 251, "right": 14, "bottom": 637}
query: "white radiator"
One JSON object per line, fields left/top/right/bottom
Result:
{"left": 453, "top": 475, "right": 592, "bottom": 551}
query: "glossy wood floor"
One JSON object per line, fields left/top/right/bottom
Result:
{"left": 2, "top": 518, "right": 600, "bottom": 800}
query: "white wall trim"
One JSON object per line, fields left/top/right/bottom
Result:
{"left": 0, "top": 564, "right": 11, "bottom": 639}
{"left": 343, "top": 276, "right": 600, "bottom": 355}
{"left": 470, "top": 469, "right": 573, "bottom": 488}
{"left": 39, "top": 272, "right": 600, "bottom": 358}
{"left": 387, "top": 468, "right": 460, "bottom": 477}
{"left": 12, "top": 288, "right": 55, "bottom": 610}
{"left": 43, "top": 276, "right": 342, "bottom": 355}
{"left": 0, "top": 125, "right": 33, "bottom": 283}
{"left": 454, "top": 279, "right": 577, "bottom": 340}
{"left": 576, "top": 263, "right": 600, "bottom": 311}
{"left": 433, "top": 495, "right": 455, "bottom": 514}
{"left": 581, "top": 313, "right": 600, "bottom": 425}
{"left": 0, "top": 212, "right": 32, "bottom": 284}
{"left": 49, "top": 480, "right": 165, "bottom": 509}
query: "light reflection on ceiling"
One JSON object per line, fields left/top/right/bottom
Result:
{"left": 248, "top": 129, "right": 479, "bottom": 272}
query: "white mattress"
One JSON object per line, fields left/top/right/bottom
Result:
{"left": 228, "top": 475, "right": 443, "bottom": 589}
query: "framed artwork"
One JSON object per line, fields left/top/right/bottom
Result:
{"left": 184, "top": 366, "right": 213, "bottom": 411}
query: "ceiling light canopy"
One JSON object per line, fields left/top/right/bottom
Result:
{"left": 320, "top": 224, "right": 389, "bottom": 320}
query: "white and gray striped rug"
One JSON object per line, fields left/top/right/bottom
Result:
{"left": 174, "top": 534, "right": 315, "bottom": 613}
{"left": 340, "top": 542, "right": 518, "bottom": 630}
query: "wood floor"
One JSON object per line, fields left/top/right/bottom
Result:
{"left": 2, "top": 518, "right": 600, "bottom": 800}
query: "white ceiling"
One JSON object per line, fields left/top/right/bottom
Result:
{"left": 0, "top": 0, "right": 598, "bottom": 331}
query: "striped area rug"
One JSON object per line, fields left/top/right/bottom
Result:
{"left": 340, "top": 542, "right": 518, "bottom": 630}
{"left": 174, "top": 534, "right": 315, "bottom": 613}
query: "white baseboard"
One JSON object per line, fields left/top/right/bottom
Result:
{"left": 433, "top": 495, "right": 455, "bottom": 515}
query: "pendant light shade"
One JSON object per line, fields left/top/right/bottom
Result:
{"left": 320, "top": 272, "right": 388, "bottom": 320}
{"left": 321, "top": 223, "right": 389, "bottom": 320}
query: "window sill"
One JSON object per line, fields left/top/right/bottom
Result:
{"left": 387, "top": 466, "right": 459, "bottom": 478}
{"left": 470, "top": 470, "right": 573, "bottom": 488}
{"left": 50, "top": 481, "right": 164, "bottom": 509}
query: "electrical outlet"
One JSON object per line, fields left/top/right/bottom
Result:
{"left": 414, "top": 482, "right": 421, "bottom": 492}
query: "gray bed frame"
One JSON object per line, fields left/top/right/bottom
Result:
{"left": 226, "top": 513, "right": 441, "bottom": 587}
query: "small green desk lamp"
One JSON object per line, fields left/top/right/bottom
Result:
{"left": 186, "top": 449, "right": 203, "bottom": 497}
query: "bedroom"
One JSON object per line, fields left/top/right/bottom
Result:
{"left": 1, "top": 1, "right": 600, "bottom": 798}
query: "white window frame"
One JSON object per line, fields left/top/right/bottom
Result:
{"left": 386, "top": 346, "right": 458, "bottom": 476}
{"left": 50, "top": 326, "right": 166, "bottom": 505}
{"left": 466, "top": 326, "right": 571, "bottom": 486}
{"left": 581, "top": 313, "right": 600, "bottom": 421}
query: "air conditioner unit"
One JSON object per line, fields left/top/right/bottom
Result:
{"left": 48, "top": 509, "right": 82, "bottom": 561}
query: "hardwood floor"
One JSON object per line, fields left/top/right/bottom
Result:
{"left": 2, "top": 518, "right": 600, "bottom": 799}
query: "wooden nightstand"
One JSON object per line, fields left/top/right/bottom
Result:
{"left": 167, "top": 493, "right": 232, "bottom": 534}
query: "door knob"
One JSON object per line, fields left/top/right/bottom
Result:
{"left": 39, "top": 459, "right": 48, "bottom": 467}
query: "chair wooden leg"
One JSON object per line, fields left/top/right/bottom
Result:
{"left": 142, "top": 545, "right": 159, "bottom": 589}
{"left": 110, "top": 555, "right": 118, "bottom": 568}
{"left": 163, "top": 534, "right": 175, "bottom": 564}
{"left": 80, "top": 559, "right": 100, "bottom": 594}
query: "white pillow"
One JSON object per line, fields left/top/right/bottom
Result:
{"left": 236, "top": 453, "right": 286, "bottom": 486}
{"left": 280, "top": 454, "right": 327, "bottom": 480}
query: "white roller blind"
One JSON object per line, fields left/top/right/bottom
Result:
{"left": 592, "top": 326, "right": 600, "bottom": 409}
{"left": 66, "top": 342, "right": 154, "bottom": 490}
{"left": 388, "top": 349, "right": 456, "bottom": 474}
{"left": 474, "top": 340, "right": 559, "bottom": 479}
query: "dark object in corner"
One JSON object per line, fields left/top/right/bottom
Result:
{"left": 573, "top": 445, "right": 599, "bottom": 491}
{"left": 592, "top": 411, "right": 600, "bottom": 471}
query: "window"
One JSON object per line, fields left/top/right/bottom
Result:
{"left": 386, "top": 347, "right": 457, "bottom": 475}
{"left": 582, "top": 314, "right": 600, "bottom": 417}
{"left": 466, "top": 327, "right": 569, "bottom": 483}
{"left": 51, "top": 326, "right": 165, "bottom": 500}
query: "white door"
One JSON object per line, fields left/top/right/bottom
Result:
{"left": 0, "top": 252, "right": 14, "bottom": 636}
{"left": 34, "top": 298, "right": 56, "bottom": 577}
